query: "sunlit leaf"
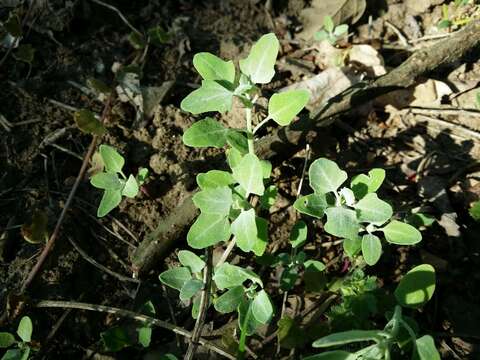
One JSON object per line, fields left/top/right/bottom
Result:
{"left": 290, "top": 221, "right": 308, "bottom": 249}
{"left": 309, "top": 158, "right": 347, "bottom": 194}
{"left": 232, "top": 153, "right": 265, "bottom": 196}
{"left": 239, "top": 33, "right": 279, "bottom": 84}
{"left": 187, "top": 213, "right": 231, "bottom": 249}
{"left": 251, "top": 290, "right": 274, "bottom": 324}
{"left": 122, "top": 174, "right": 139, "bottom": 198}
{"left": 231, "top": 209, "right": 257, "bottom": 252}
{"left": 180, "top": 80, "right": 233, "bottom": 114}
{"left": 313, "top": 330, "right": 384, "bottom": 347}
{"left": 178, "top": 250, "right": 206, "bottom": 273}
{"left": 17, "top": 316, "right": 32, "bottom": 342}
{"left": 197, "top": 170, "right": 234, "bottom": 189}
{"left": 99, "top": 145, "right": 124, "bottom": 173}
{"left": 159, "top": 267, "right": 192, "bottom": 291}
{"left": 214, "top": 286, "right": 244, "bottom": 313}
{"left": 182, "top": 117, "right": 227, "bottom": 148}
{"left": 303, "top": 351, "right": 356, "bottom": 360}
{"left": 381, "top": 220, "right": 422, "bottom": 245}
{"left": 324, "top": 207, "right": 360, "bottom": 240}
{"left": 415, "top": 335, "right": 440, "bottom": 360}
{"left": 97, "top": 189, "right": 122, "bottom": 217}
{"left": 361, "top": 234, "right": 382, "bottom": 266}
{"left": 193, "top": 52, "right": 235, "bottom": 83}
{"left": 213, "top": 263, "right": 262, "bottom": 290}
{"left": 267, "top": 90, "right": 310, "bottom": 126}
{"left": 293, "top": 193, "right": 331, "bottom": 218}
{"left": 351, "top": 168, "right": 386, "bottom": 199}
{"left": 354, "top": 193, "right": 392, "bottom": 225}
{"left": 193, "top": 186, "right": 233, "bottom": 215}
{"left": 395, "top": 264, "right": 436, "bottom": 309}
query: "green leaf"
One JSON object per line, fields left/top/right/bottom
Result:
{"left": 122, "top": 174, "right": 139, "bottom": 198}
{"left": 182, "top": 117, "right": 227, "bottom": 148}
{"left": 179, "top": 279, "right": 203, "bottom": 301}
{"left": 180, "top": 80, "right": 233, "bottom": 114}
{"left": 252, "top": 217, "right": 269, "bottom": 256}
{"left": 304, "top": 259, "right": 326, "bottom": 272}
{"left": 159, "top": 355, "right": 178, "bottom": 360}
{"left": 136, "top": 168, "right": 148, "bottom": 185}
{"left": 193, "top": 186, "right": 233, "bottom": 215}
{"left": 407, "top": 213, "right": 436, "bottom": 228}
{"left": 193, "top": 52, "right": 235, "bottom": 83}
{"left": 469, "top": 201, "right": 480, "bottom": 221}
{"left": 351, "top": 168, "right": 386, "bottom": 199}
{"left": 293, "top": 193, "right": 331, "bottom": 218}
{"left": 17, "top": 316, "right": 32, "bottom": 343}
{"left": 187, "top": 213, "right": 231, "bottom": 249}
{"left": 313, "top": 330, "right": 385, "bottom": 348}
{"left": 251, "top": 290, "right": 274, "bottom": 324}
{"left": 97, "top": 189, "right": 122, "bottom": 217}
{"left": 90, "top": 172, "right": 123, "bottom": 190}
{"left": 13, "top": 44, "right": 34, "bottom": 64}
{"left": 73, "top": 109, "right": 106, "bottom": 135}
{"left": 159, "top": 267, "right": 192, "bottom": 291}
{"left": 1, "top": 349, "right": 23, "bottom": 360}
{"left": 260, "top": 185, "right": 277, "bottom": 209}
{"left": 147, "top": 26, "right": 170, "bottom": 46}
{"left": 238, "top": 299, "right": 261, "bottom": 336}
{"left": 267, "top": 90, "right": 310, "bottom": 126}
{"left": 415, "top": 335, "right": 440, "bottom": 360}
{"left": 231, "top": 209, "right": 258, "bottom": 252}
{"left": 343, "top": 236, "right": 362, "bottom": 257}
{"left": 354, "top": 193, "right": 393, "bottom": 225}
{"left": 324, "top": 15, "right": 335, "bottom": 33}
{"left": 214, "top": 286, "right": 244, "bottom": 313}
{"left": 213, "top": 263, "right": 262, "bottom": 290}
{"left": 178, "top": 250, "right": 206, "bottom": 273}
{"left": 232, "top": 153, "right": 265, "bottom": 196}
{"left": 197, "top": 170, "right": 234, "bottom": 189}
{"left": 314, "top": 30, "right": 329, "bottom": 42}
{"left": 290, "top": 221, "right": 308, "bottom": 249}
{"left": 226, "top": 147, "right": 243, "bottom": 170}
{"left": 382, "top": 220, "right": 422, "bottom": 245}
{"left": 362, "top": 234, "right": 382, "bottom": 266}
{"left": 309, "top": 158, "right": 347, "bottom": 194}
{"left": 280, "top": 267, "right": 299, "bottom": 290}
{"left": 239, "top": 33, "right": 279, "bottom": 84}
{"left": 0, "top": 332, "right": 15, "bottom": 348}
{"left": 226, "top": 130, "right": 249, "bottom": 154}
{"left": 324, "top": 207, "right": 360, "bottom": 240}
{"left": 334, "top": 24, "right": 349, "bottom": 37}
{"left": 394, "top": 264, "right": 436, "bottom": 309}
{"left": 100, "top": 145, "right": 124, "bottom": 173}
{"left": 137, "top": 327, "right": 151, "bottom": 348}
{"left": 303, "top": 351, "right": 356, "bottom": 360}
{"left": 101, "top": 326, "right": 133, "bottom": 352}
{"left": 260, "top": 160, "right": 272, "bottom": 178}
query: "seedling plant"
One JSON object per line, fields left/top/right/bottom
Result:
{"left": 315, "top": 16, "right": 349, "bottom": 45}
{"left": 0, "top": 316, "right": 34, "bottom": 360}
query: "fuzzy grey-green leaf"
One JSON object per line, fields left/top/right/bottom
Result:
{"left": 239, "top": 33, "right": 279, "bottom": 84}
{"left": 231, "top": 209, "right": 257, "bottom": 252}
{"left": 355, "top": 193, "right": 392, "bottom": 225}
{"left": 122, "top": 174, "right": 139, "bottom": 198}
{"left": 97, "top": 189, "right": 122, "bottom": 217}
{"left": 90, "top": 172, "right": 123, "bottom": 190}
{"left": 192, "top": 186, "right": 232, "bottom": 215}
{"left": 251, "top": 290, "right": 274, "bottom": 324}
{"left": 178, "top": 250, "right": 205, "bottom": 273}
{"left": 268, "top": 90, "right": 310, "bottom": 126}
{"left": 193, "top": 52, "right": 235, "bottom": 83}
{"left": 361, "top": 234, "right": 382, "bottom": 266}
{"left": 214, "top": 286, "right": 244, "bottom": 313}
{"left": 213, "top": 263, "right": 262, "bottom": 290}
{"left": 182, "top": 117, "right": 227, "bottom": 148}
{"left": 293, "top": 193, "right": 330, "bottom": 218}
{"left": 197, "top": 170, "right": 234, "bottom": 189}
{"left": 394, "top": 264, "right": 436, "bottom": 308}
{"left": 187, "top": 213, "right": 231, "bottom": 249}
{"left": 159, "top": 267, "right": 192, "bottom": 291}
{"left": 179, "top": 279, "right": 203, "bottom": 301}
{"left": 382, "top": 220, "right": 422, "bottom": 245}
{"left": 324, "top": 207, "right": 360, "bottom": 240}
{"left": 232, "top": 153, "right": 265, "bottom": 196}
{"left": 309, "top": 158, "right": 347, "bottom": 194}
{"left": 181, "top": 80, "right": 233, "bottom": 114}
{"left": 100, "top": 145, "right": 124, "bottom": 173}
{"left": 17, "top": 316, "right": 32, "bottom": 342}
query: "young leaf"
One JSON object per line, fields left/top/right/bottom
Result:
{"left": 469, "top": 200, "right": 480, "bottom": 221}
{"left": 17, "top": 316, "right": 32, "bottom": 342}
{"left": 238, "top": 299, "right": 261, "bottom": 336}
{"left": 74, "top": 109, "right": 106, "bottom": 135}
{"left": 343, "top": 236, "right": 362, "bottom": 257}
{"left": 293, "top": 193, "right": 330, "bottom": 218}
{"left": 260, "top": 160, "right": 272, "bottom": 178}
{"left": 381, "top": 220, "right": 422, "bottom": 245}
{"left": 97, "top": 189, "right": 122, "bottom": 217}
{"left": 187, "top": 213, "right": 231, "bottom": 249}
{"left": 290, "top": 221, "right": 308, "bottom": 249}
{"left": 361, "top": 234, "right": 382, "bottom": 266}
{"left": 324, "top": 207, "right": 360, "bottom": 240}
{"left": 213, "top": 263, "right": 262, "bottom": 290}
{"left": 309, "top": 158, "right": 347, "bottom": 194}
{"left": 394, "top": 264, "right": 436, "bottom": 308}
{"left": 193, "top": 52, "right": 235, "bottom": 83}
{"left": 267, "top": 90, "right": 310, "bottom": 126}
{"left": 232, "top": 153, "right": 265, "bottom": 196}
{"left": 159, "top": 267, "right": 192, "bottom": 291}
{"left": 214, "top": 286, "right": 244, "bottom": 313}
{"left": 323, "top": 15, "right": 335, "bottom": 33}
{"left": 231, "top": 209, "right": 258, "bottom": 252}
{"left": 251, "top": 290, "right": 274, "bottom": 324}
{"left": 334, "top": 24, "right": 349, "bottom": 37}
{"left": 90, "top": 172, "right": 123, "bottom": 190}
{"left": 138, "top": 327, "right": 151, "bottom": 348}
{"left": 180, "top": 80, "right": 233, "bottom": 114}
{"left": 182, "top": 117, "right": 227, "bottom": 148}
{"left": 304, "top": 259, "right": 326, "bottom": 272}
{"left": 313, "top": 330, "right": 384, "bottom": 348}
{"left": 354, "top": 193, "right": 393, "bottom": 225}
{"left": 415, "top": 335, "right": 440, "bottom": 360}
{"left": 101, "top": 326, "right": 133, "bottom": 351}
{"left": 339, "top": 187, "right": 355, "bottom": 206}
{"left": 179, "top": 279, "right": 203, "bottom": 301}
{"left": 351, "top": 168, "right": 385, "bottom": 199}
{"left": 178, "top": 250, "right": 206, "bottom": 273}
{"left": 0, "top": 332, "right": 16, "bottom": 348}
{"left": 197, "top": 170, "right": 234, "bottom": 189}
{"left": 252, "top": 217, "right": 269, "bottom": 256}
{"left": 99, "top": 145, "right": 124, "bottom": 173}
{"left": 239, "top": 33, "right": 279, "bottom": 84}
{"left": 303, "top": 351, "right": 356, "bottom": 360}
{"left": 192, "top": 186, "right": 233, "bottom": 215}
{"left": 226, "top": 129, "right": 249, "bottom": 154}
{"left": 136, "top": 168, "right": 149, "bottom": 185}
{"left": 260, "top": 185, "right": 277, "bottom": 209}
{"left": 314, "top": 30, "right": 329, "bottom": 42}
{"left": 226, "top": 147, "right": 243, "bottom": 170}
{"left": 122, "top": 174, "right": 139, "bottom": 198}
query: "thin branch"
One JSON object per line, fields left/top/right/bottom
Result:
{"left": 185, "top": 247, "right": 213, "bottom": 360}
{"left": 20, "top": 95, "right": 113, "bottom": 293}
{"left": 89, "top": 0, "right": 142, "bottom": 37}
{"left": 35, "top": 300, "right": 235, "bottom": 360}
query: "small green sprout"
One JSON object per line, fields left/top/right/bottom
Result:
{"left": 295, "top": 159, "right": 422, "bottom": 266}
{"left": 0, "top": 316, "right": 34, "bottom": 360}
{"left": 469, "top": 200, "right": 480, "bottom": 221}
{"left": 307, "top": 264, "right": 438, "bottom": 360}
{"left": 314, "top": 15, "right": 349, "bottom": 45}
{"left": 438, "top": 4, "right": 453, "bottom": 29}
{"left": 90, "top": 144, "right": 148, "bottom": 217}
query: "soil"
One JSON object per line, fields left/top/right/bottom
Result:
{"left": 1, "top": 0, "right": 480, "bottom": 359}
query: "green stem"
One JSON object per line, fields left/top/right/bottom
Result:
{"left": 238, "top": 303, "right": 252, "bottom": 359}
{"left": 245, "top": 106, "right": 254, "bottom": 155}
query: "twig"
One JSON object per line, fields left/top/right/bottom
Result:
{"left": 216, "top": 237, "right": 236, "bottom": 267}
{"left": 385, "top": 20, "right": 409, "bottom": 47}
{"left": 185, "top": 247, "right": 213, "bottom": 360}
{"left": 408, "top": 106, "right": 480, "bottom": 117}
{"left": 89, "top": 0, "right": 142, "bottom": 37}
{"left": 35, "top": 299, "right": 235, "bottom": 360}
{"left": 67, "top": 236, "right": 139, "bottom": 283}
{"left": 20, "top": 96, "right": 113, "bottom": 294}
